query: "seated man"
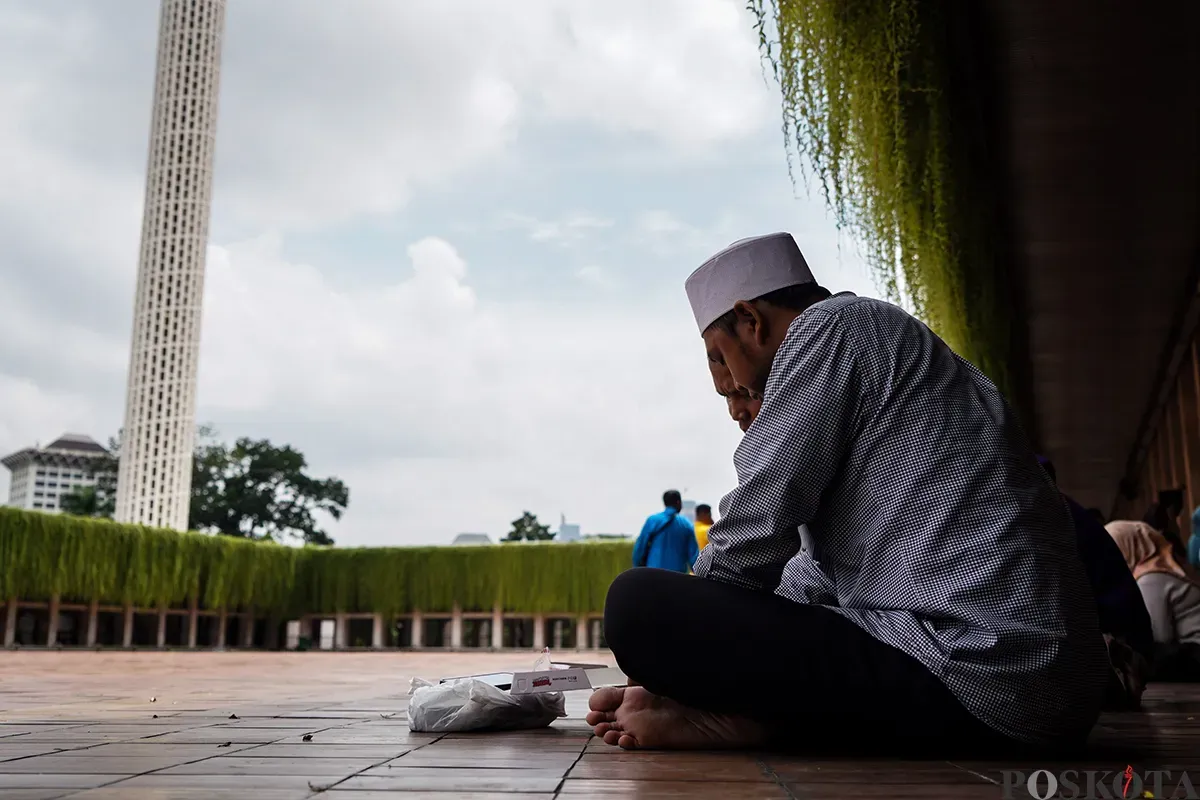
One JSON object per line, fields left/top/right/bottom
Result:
{"left": 712, "top": 364, "right": 1150, "bottom": 709}
{"left": 589, "top": 233, "right": 1109, "bottom": 754}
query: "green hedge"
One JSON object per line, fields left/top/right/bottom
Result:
{"left": 0, "top": 508, "right": 632, "bottom": 616}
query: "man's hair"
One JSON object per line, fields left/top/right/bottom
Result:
{"left": 707, "top": 283, "right": 832, "bottom": 335}
{"left": 662, "top": 490, "right": 682, "bottom": 510}
{"left": 695, "top": 504, "right": 711, "bottom": 515}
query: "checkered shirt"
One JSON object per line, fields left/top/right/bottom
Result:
{"left": 694, "top": 294, "right": 1110, "bottom": 745}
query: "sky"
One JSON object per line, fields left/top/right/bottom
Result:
{"left": 0, "top": 0, "right": 877, "bottom": 545}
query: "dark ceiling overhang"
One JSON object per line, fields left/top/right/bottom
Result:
{"left": 981, "top": 0, "right": 1200, "bottom": 511}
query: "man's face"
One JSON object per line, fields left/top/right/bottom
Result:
{"left": 701, "top": 303, "right": 776, "bottom": 398}
{"left": 709, "top": 360, "right": 762, "bottom": 433}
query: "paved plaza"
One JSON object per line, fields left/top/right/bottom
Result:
{"left": 0, "top": 652, "right": 1198, "bottom": 799}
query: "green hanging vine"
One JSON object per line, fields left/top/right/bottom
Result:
{"left": 749, "top": 0, "right": 1014, "bottom": 397}
{"left": 0, "top": 508, "right": 631, "bottom": 615}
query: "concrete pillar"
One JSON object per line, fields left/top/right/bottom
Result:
{"left": 156, "top": 608, "right": 167, "bottom": 648}
{"left": 576, "top": 617, "right": 589, "bottom": 650}
{"left": 372, "top": 614, "right": 384, "bottom": 649}
{"left": 122, "top": 605, "right": 134, "bottom": 648}
{"left": 479, "top": 620, "right": 491, "bottom": 648}
{"left": 491, "top": 606, "right": 504, "bottom": 649}
{"left": 241, "top": 611, "right": 255, "bottom": 649}
{"left": 551, "top": 619, "right": 565, "bottom": 650}
{"left": 3, "top": 598, "right": 17, "bottom": 647}
{"left": 591, "top": 619, "right": 602, "bottom": 650}
{"left": 334, "top": 613, "right": 348, "bottom": 650}
{"left": 186, "top": 596, "right": 198, "bottom": 649}
{"left": 46, "top": 595, "right": 61, "bottom": 647}
{"left": 216, "top": 609, "right": 228, "bottom": 650}
{"left": 450, "top": 606, "right": 463, "bottom": 649}
{"left": 411, "top": 611, "right": 423, "bottom": 649}
{"left": 532, "top": 614, "right": 546, "bottom": 651}
{"left": 85, "top": 600, "right": 99, "bottom": 647}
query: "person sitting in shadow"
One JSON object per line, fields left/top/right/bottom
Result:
{"left": 1035, "top": 457, "right": 1154, "bottom": 707}
{"left": 1144, "top": 489, "right": 1189, "bottom": 566}
{"left": 1107, "top": 520, "right": 1200, "bottom": 682}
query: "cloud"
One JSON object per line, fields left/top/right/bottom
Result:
{"left": 496, "top": 212, "right": 615, "bottom": 245}
{"left": 0, "top": 1, "right": 774, "bottom": 234}
{"left": 575, "top": 265, "right": 611, "bottom": 287}
{"left": 196, "top": 234, "right": 742, "bottom": 543}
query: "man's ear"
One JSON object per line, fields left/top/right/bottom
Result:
{"left": 731, "top": 299, "right": 768, "bottom": 346}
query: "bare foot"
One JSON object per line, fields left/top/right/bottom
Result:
{"left": 585, "top": 685, "right": 767, "bottom": 750}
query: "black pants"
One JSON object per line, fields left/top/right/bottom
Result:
{"left": 604, "top": 568, "right": 1025, "bottom": 756}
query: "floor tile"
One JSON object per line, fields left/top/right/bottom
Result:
{"left": 0, "top": 755, "right": 196, "bottom": 774}
{"left": 108, "top": 774, "right": 342, "bottom": 791}
{"left": 568, "top": 753, "right": 770, "bottom": 782}
{"left": 156, "top": 756, "right": 381, "bottom": 776}
{"left": 337, "top": 767, "right": 564, "bottom": 793}
{"left": 0, "top": 745, "right": 76, "bottom": 761}
{"left": 240, "top": 743, "right": 415, "bottom": 759}
{"left": 0, "top": 773, "right": 117, "bottom": 789}
{"left": 70, "top": 790, "right": 311, "bottom": 800}
{"left": 558, "top": 779, "right": 791, "bottom": 798}
{"left": 383, "top": 751, "right": 579, "bottom": 769}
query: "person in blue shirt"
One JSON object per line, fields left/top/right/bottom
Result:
{"left": 632, "top": 490, "right": 698, "bottom": 573}
{"left": 1189, "top": 506, "right": 1200, "bottom": 569}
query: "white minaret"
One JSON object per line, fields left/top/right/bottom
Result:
{"left": 115, "top": 0, "right": 226, "bottom": 530}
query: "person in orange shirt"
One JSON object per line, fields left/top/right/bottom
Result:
{"left": 693, "top": 504, "right": 714, "bottom": 550}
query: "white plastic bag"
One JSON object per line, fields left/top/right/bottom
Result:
{"left": 407, "top": 652, "right": 566, "bottom": 732}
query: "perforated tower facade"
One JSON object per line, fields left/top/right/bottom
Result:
{"left": 115, "top": 0, "right": 226, "bottom": 530}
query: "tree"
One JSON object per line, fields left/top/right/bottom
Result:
{"left": 59, "top": 485, "right": 115, "bottom": 519}
{"left": 188, "top": 435, "right": 348, "bottom": 546}
{"left": 58, "top": 436, "right": 119, "bottom": 520}
{"left": 504, "top": 511, "right": 555, "bottom": 542}
{"left": 66, "top": 426, "right": 348, "bottom": 545}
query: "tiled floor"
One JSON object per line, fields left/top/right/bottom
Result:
{"left": 0, "top": 652, "right": 1198, "bottom": 798}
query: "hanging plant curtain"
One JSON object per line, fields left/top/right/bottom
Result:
{"left": 751, "top": 0, "right": 1015, "bottom": 399}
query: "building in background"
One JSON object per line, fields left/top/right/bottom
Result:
{"left": 451, "top": 533, "right": 493, "bottom": 546}
{"left": 681, "top": 499, "right": 697, "bottom": 523}
{"left": 1, "top": 434, "right": 115, "bottom": 513}
{"left": 557, "top": 514, "right": 581, "bottom": 542}
{"left": 114, "top": 0, "right": 227, "bottom": 531}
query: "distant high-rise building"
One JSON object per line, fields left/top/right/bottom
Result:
{"left": 557, "top": 514, "right": 581, "bottom": 542}
{"left": 1, "top": 434, "right": 115, "bottom": 514}
{"left": 115, "top": 0, "right": 227, "bottom": 530}
{"left": 681, "top": 499, "right": 697, "bottom": 523}
{"left": 452, "top": 533, "right": 493, "bottom": 546}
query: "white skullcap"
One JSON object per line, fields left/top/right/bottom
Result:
{"left": 684, "top": 232, "right": 815, "bottom": 333}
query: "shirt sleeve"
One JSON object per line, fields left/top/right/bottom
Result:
{"left": 1136, "top": 573, "right": 1178, "bottom": 644}
{"left": 693, "top": 308, "right": 869, "bottom": 592}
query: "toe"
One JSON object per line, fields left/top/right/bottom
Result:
{"left": 618, "top": 733, "right": 639, "bottom": 750}
{"left": 589, "top": 686, "right": 625, "bottom": 712}
{"left": 592, "top": 722, "right": 614, "bottom": 737}
{"left": 602, "top": 729, "right": 623, "bottom": 746}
